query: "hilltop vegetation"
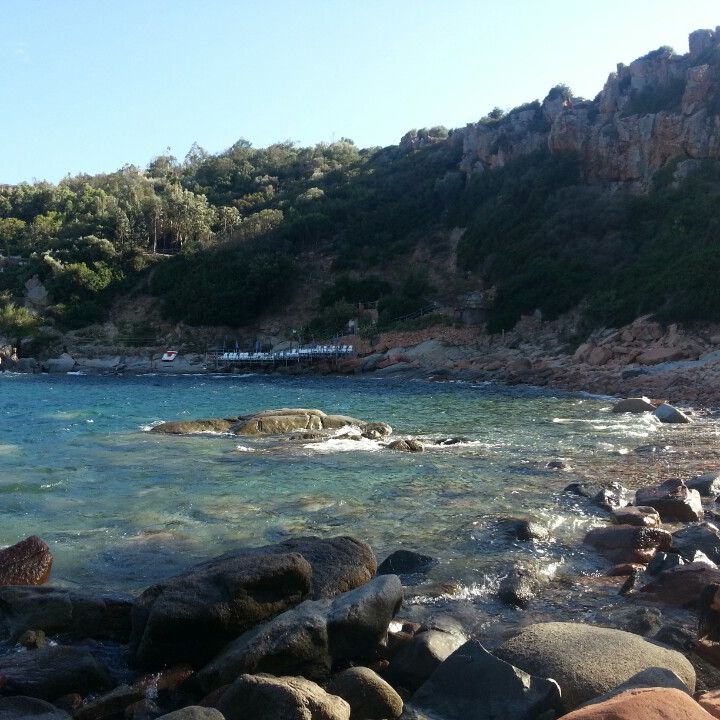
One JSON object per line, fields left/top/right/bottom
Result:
{"left": 3, "top": 30, "right": 720, "bottom": 350}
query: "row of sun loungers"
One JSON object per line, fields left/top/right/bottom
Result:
{"left": 218, "top": 345, "right": 354, "bottom": 362}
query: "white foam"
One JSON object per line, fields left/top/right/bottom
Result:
{"left": 304, "top": 436, "right": 382, "bottom": 453}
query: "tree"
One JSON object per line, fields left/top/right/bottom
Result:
{"left": 0, "top": 298, "right": 43, "bottom": 351}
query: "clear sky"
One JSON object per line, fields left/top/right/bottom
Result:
{"left": 1, "top": 0, "right": 718, "bottom": 184}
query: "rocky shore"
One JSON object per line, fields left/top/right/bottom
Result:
{"left": 4, "top": 407, "right": 720, "bottom": 718}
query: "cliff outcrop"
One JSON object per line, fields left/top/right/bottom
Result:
{"left": 457, "top": 28, "right": 720, "bottom": 189}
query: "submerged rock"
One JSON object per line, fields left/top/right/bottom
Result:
{"left": 0, "top": 536, "right": 53, "bottom": 586}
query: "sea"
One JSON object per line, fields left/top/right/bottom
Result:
{"left": 2, "top": 371, "right": 717, "bottom": 642}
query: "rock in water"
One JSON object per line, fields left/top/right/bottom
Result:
{"left": 638, "top": 562, "right": 720, "bottom": 606}
{"left": 129, "top": 536, "right": 376, "bottom": 669}
{"left": 584, "top": 526, "right": 671, "bottom": 564}
{"left": 214, "top": 674, "right": 351, "bottom": 720}
{"left": 687, "top": 472, "right": 720, "bottom": 497}
{"left": 635, "top": 479, "right": 703, "bottom": 522}
{"left": 613, "top": 506, "right": 661, "bottom": 527}
{"left": 559, "top": 688, "right": 711, "bottom": 720}
{"left": 377, "top": 550, "right": 437, "bottom": 577}
{"left": 0, "top": 536, "right": 53, "bottom": 586}
{"left": 494, "top": 621, "right": 695, "bottom": 711}
{"left": 654, "top": 403, "right": 692, "bottom": 423}
{"left": 611, "top": 397, "right": 656, "bottom": 413}
{"left": 386, "top": 439, "right": 424, "bottom": 452}
{"left": 672, "top": 523, "right": 720, "bottom": 564}
{"left": 401, "top": 640, "right": 562, "bottom": 720}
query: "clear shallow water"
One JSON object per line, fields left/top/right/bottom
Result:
{"left": 1, "top": 372, "right": 717, "bottom": 637}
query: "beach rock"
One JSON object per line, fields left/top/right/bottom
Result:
{"left": 673, "top": 523, "right": 720, "bottom": 564}
{"left": 130, "top": 536, "right": 376, "bottom": 669}
{"left": 635, "top": 479, "right": 704, "bottom": 522}
{"left": 597, "top": 606, "right": 664, "bottom": 637}
{"left": 560, "top": 688, "right": 712, "bottom": 720}
{"left": 213, "top": 673, "right": 350, "bottom": 720}
{"left": 646, "top": 552, "right": 685, "bottom": 575}
{"left": 361, "top": 422, "right": 393, "bottom": 440}
{"left": 0, "top": 645, "right": 112, "bottom": 700}
{"left": 377, "top": 550, "right": 436, "bottom": 578}
{"left": 611, "top": 397, "right": 657, "bottom": 413}
{"left": 327, "top": 667, "right": 403, "bottom": 720}
{"left": 593, "top": 482, "right": 631, "bottom": 510}
{"left": 655, "top": 403, "right": 692, "bottom": 423}
{"left": 155, "top": 709, "right": 225, "bottom": 720}
{"left": 578, "top": 667, "right": 690, "bottom": 707}
{"left": 386, "top": 439, "right": 424, "bottom": 452}
{"left": 688, "top": 472, "right": 720, "bottom": 497}
{"left": 42, "top": 353, "right": 76, "bottom": 373}
{"left": 0, "top": 536, "right": 53, "bottom": 586}
{"left": 495, "top": 621, "right": 696, "bottom": 711}
{"left": 386, "top": 626, "right": 467, "bottom": 692}
{"left": 73, "top": 685, "right": 146, "bottom": 720}
{"left": 401, "top": 640, "right": 561, "bottom": 720}
{"left": 638, "top": 562, "right": 720, "bottom": 606}
{"left": 613, "top": 505, "right": 661, "bottom": 527}
{"left": 0, "top": 586, "right": 132, "bottom": 642}
{"left": 583, "top": 526, "right": 671, "bottom": 564}
{"left": 697, "top": 689, "right": 720, "bottom": 719}
{"left": 0, "top": 696, "right": 71, "bottom": 720}
{"left": 197, "top": 575, "right": 402, "bottom": 692}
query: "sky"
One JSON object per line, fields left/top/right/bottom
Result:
{"left": 1, "top": 0, "right": 719, "bottom": 184}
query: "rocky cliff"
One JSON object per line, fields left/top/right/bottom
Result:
{"left": 456, "top": 28, "right": 720, "bottom": 189}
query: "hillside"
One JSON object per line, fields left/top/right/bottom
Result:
{"left": 2, "top": 27, "right": 720, "bottom": 358}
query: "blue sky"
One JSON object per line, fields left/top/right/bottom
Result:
{"left": 2, "top": 0, "right": 718, "bottom": 184}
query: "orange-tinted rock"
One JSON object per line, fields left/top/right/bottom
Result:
{"left": 0, "top": 536, "right": 52, "bottom": 586}
{"left": 561, "top": 687, "right": 714, "bottom": 719}
{"left": 697, "top": 689, "right": 720, "bottom": 719}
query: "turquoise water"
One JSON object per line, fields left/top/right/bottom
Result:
{"left": 0, "top": 372, "right": 713, "bottom": 633}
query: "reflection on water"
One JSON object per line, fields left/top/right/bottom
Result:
{"left": 0, "top": 372, "right": 717, "bottom": 636}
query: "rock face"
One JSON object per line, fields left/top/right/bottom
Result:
{"left": 457, "top": 28, "right": 720, "bottom": 189}
{"left": 214, "top": 674, "right": 351, "bottom": 720}
{"left": 560, "top": 688, "right": 714, "bottom": 720}
{"left": 401, "top": 640, "right": 562, "bottom": 720}
{"left": 495, "top": 621, "right": 696, "bottom": 711}
{"left": 0, "top": 645, "right": 112, "bottom": 700}
{"left": 0, "top": 536, "right": 53, "bottom": 586}
{"left": 635, "top": 479, "right": 703, "bottom": 522}
{"left": 0, "top": 586, "right": 132, "bottom": 642}
{"left": 129, "top": 536, "right": 377, "bottom": 669}
{"left": 151, "top": 408, "right": 392, "bottom": 439}
{"left": 584, "top": 525, "right": 671, "bottom": 564}
{"left": 196, "top": 575, "right": 403, "bottom": 692}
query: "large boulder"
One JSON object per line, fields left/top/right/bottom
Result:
{"left": 151, "top": 409, "right": 392, "bottom": 439}
{"left": 196, "top": 575, "right": 402, "bottom": 692}
{"left": 560, "top": 688, "right": 713, "bottom": 720}
{"left": 401, "top": 640, "right": 562, "bottom": 720}
{"left": 129, "top": 537, "right": 376, "bottom": 669}
{"left": 327, "top": 667, "right": 403, "bottom": 720}
{"left": 494, "top": 622, "right": 695, "bottom": 711}
{"left": 0, "top": 586, "right": 132, "bottom": 642}
{"left": 0, "top": 646, "right": 112, "bottom": 700}
{"left": 0, "top": 697, "right": 71, "bottom": 720}
{"left": 0, "top": 536, "right": 53, "bottom": 586}
{"left": 635, "top": 479, "right": 703, "bottom": 522}
{"left": 213, "top": 673, "right": 350, "bottom": 720}
{"left": 583, "top": 526, "right": 671, "bottom": 564}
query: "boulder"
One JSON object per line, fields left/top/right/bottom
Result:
{"left": 697, "top": 689, "right": 720, "bottom": 719}
{"left": 386, "top": 627, "right": 467, "bottom": 692}
{"left": 0, "top": 536, "right": 53, "bottom": 586}
{"left": 579, "top": 667, "right": 690, "bottom": 708}
{"left": 130, "top": 536, "right": 376, "bottom": 669}
{"left": 401, "top": 640, "right": 562, "bottom": 720}
{"left": 377, "top": 550, "right": 436, "bottom": 578}
{"left": 612, "top": 506, "right": 661, "bottom": 527}
{"left": 655, "top": 403, "right": 692, "bottom": 424}
{"left": 583, "top": 526, "right": 671, "bottom": 564}
{"left": 638, "top": 562, "right": 720, "bottom": 606}
{"left": 361, "top": 423, "right": 393, "bottom": 440}
{"left": 510, "top": 519, "right": 550, "bottom": 542}
{"left": 148, "top": 419, "right": 235, "bottom": 435}
{"left": 0, "top": 586, "right": 132, "bottom": 642}
{"left": 0, "top": 697, "right": 71, "bottom": 720}
{"left": 0, "top": 646, "right": 112, "bottom": 701}
{"left": 73, "top": 685, "right": 146, "bottom": 720}
{"left": 611, "top": 397, "right": 657, "bottom": 413}
{"left": 672, "top": 523, "right": 720, "bottom": 564}
{"left": 213, "top": 673, "right": 350, "bottom": 720}
{"left": 156, "top": 709, "right": 225, "bottom": 720}
{"left": 497, "top": 566, "right": 541, "bottom": 608}
{"left": 196, "top": 576, "right": 402, "bottom": 692}
{"left": 559, "top": 688, "right": 713, "bottom": 720}
{"left": 688, "top": 472, "right": 720, "bottom": 497}
{"left": 42, "top": 353, "right": 76, "bottom": 373}
{"left": 386, "top": 439, "right": 424, "bottom": 452}
{"left": 593, "top": 482, "right": 632, "bottom": 510}
{"left": 646, "top": 552, "right": 685, "bottom": 575}
{"left": 495, "top": 621, "right": 696, "bottom": 711}
{"left": 635, "top": 479, "right": 703, "bottom": 522}
{"left": 327, "top": 667, "right": 403, "bottom": 720}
